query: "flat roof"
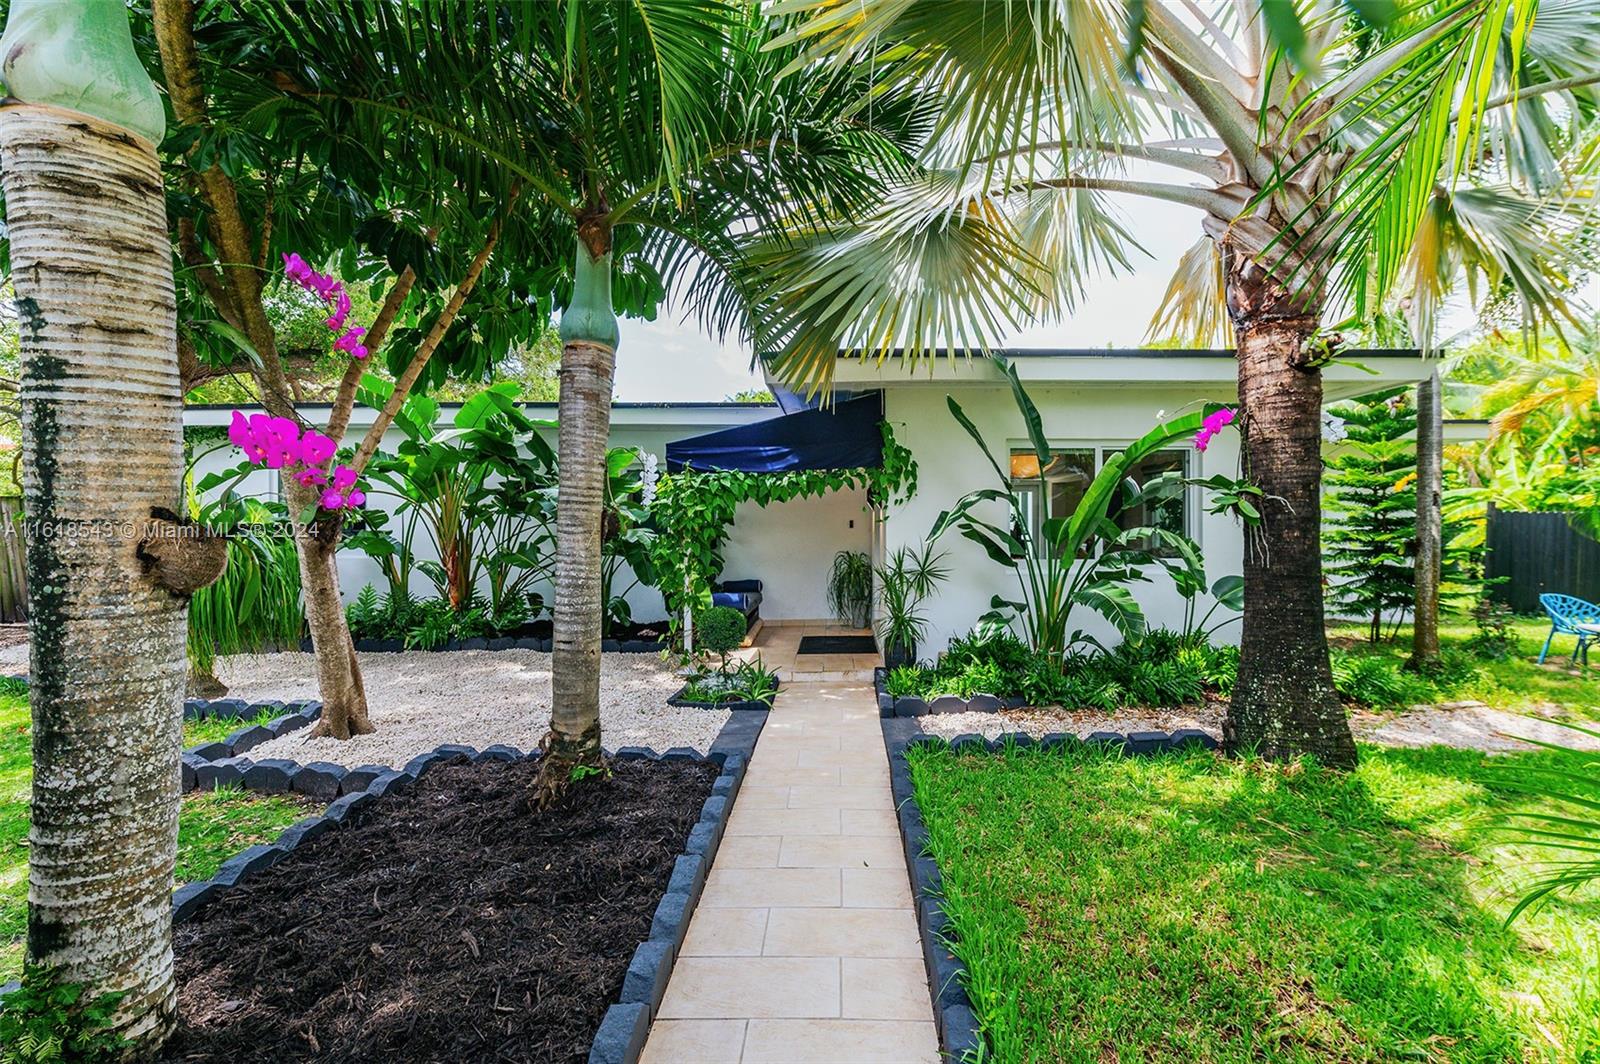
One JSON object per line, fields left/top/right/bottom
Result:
{"left": 834, "top": 346, "right": 1422, "bottom": 359}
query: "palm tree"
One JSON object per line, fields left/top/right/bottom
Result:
{"left": 754, "top": 0, "right": 1599, "bottom": 769}
{"left": 267, "top": 1, "right": 935, "bottom": 790}
{"left": 0, "top": 0, "right": 190, "bottom": 1049}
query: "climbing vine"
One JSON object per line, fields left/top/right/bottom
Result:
{"left": 649, "top": 421, "right": 917, "bottom": 619}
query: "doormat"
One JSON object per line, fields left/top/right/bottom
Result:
{"left": 797, "top": 635, "right": 878, "bottom": 655}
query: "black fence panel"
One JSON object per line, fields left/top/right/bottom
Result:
{"left": 1486, "top": 508, "right": 1600, "bottom": 614}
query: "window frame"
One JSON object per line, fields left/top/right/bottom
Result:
{"left": 1007, "top": 441, "right": 1196, "bottom": 560}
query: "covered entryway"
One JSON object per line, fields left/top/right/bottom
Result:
{"left": 667, "top": 394, "right": 887, "bottom": 680}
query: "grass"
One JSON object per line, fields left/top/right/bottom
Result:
{"left": 1329, "top": 615, "right": 1599, "bottom": 716}
{"left": 180, "top": 705, "right": 284, "bottom": 749}
{"left": 909, "top": 739, "right": 1600, "bottom": 1063}
{"left": 0, "top": 688, "right": 310, "bottom": 984}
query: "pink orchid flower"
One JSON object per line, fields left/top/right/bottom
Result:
{"left": 300, "top": 431, "right": 336, "bottom": 467}
{"left": 1193, "top": 407, "right": 1237, "bottom": 452}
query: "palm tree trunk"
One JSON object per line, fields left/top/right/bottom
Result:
{"left": 1221, "top": 260, "right": 1358, "bottom": 770}
{"left": 1409, "top": 369, "right": 1443, "bottom": 669}
{"left": 0, "top": 102, "right": 185, "bottom": 1050}
{"left": 539, "top": 231, "right": 618, "bottom": 798}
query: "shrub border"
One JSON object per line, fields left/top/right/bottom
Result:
{"left": 880, "top": 716, "right": 1220, "bottom": 1063}
{"left": 873, "top": 666, "right": 1024, "bottom": 718}
{"left": 331, "top": 635, "right": 669, "bottom": 654}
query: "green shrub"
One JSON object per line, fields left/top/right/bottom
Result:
{"left": 1330, "top": 651, "right": 1436, "bottom": 710}
{"left": 942, "top": 630, "right": 1033, "bottom": 677}
{"left": 0, "top": 968, "right": 125, "bottom": 1064}
{"left": 346, "top": 584, "right": 383, "bottom": 640}
{"left": 1465, "top": 599, "right": 1519, "bottom": 661}
{"left": 885, "top": 664, "right": 926, "bottom": 700}
{"left": 696, "top": 606, "right": 748, "bottom": 660}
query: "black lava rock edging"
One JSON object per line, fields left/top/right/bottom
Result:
{"left": 665, "top": 678, "right": 782, "bottom": 713}
{"left": 588, "top": 711, "right": 765, "bottom": 1064}
{"left": 182, "top": 698, "right": 323, "bottom": 762}
{"left": 880, "top": 717, "right": 1220, "bottom": 1062}
{"left": 3, "top": 715, "right": 769, "bottom": 1019}
{"left": 165, "top": 717, "right": 766, "bottom": 1064}
{"left": 318, "top": 633, "right": 670, "bottom": 655}
{"left": 873, "top": 667, "right": 1023, "bottom": 718}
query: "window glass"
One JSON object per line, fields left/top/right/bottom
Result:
{"left": 1008, "top": 447, "right": 1189, "bottom": 558}
{"left": 1111, "top": 449, "right": 1188, "bottom": 553}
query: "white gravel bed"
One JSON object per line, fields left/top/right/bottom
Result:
{"left": 217, "top": 649, "right": 730, "bottom": 768}
{"left": 1348, "top": 701, "right": 1600, "bottom": 754}
{"left": 914, "top": 697, "right": 1600, "bottom": 755}
{"left": 914, "top": 700, "right": 1226, "bottom": 743}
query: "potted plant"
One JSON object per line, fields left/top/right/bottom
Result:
{"left": 827, "top": 549, "right": 874, "bottom": 629}
{"left": 876, "top": 544, "right": 947, "bottom": 669}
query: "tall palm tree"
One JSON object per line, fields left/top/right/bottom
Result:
{"left": 268, "top": 1, "right": 937, "bottom": 790}
{"left": 0, "top": 0, "right": 190, "bottom": 1049}
{"left": 753, "top": 0, "right": 1599, "bottom": 768}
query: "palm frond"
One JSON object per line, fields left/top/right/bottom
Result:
{"left": 1147, "top": 236, "right": 1230, "bottom": 347}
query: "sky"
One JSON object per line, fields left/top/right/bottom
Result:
{"left": 612, "top": 189, "right": 1202, "bottom": 403}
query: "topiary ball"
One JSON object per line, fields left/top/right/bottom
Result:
{"left": 696, "top": 605, "right": 748, "bottom": 656}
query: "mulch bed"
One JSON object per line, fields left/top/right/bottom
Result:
{"left": 159, "top": 757, "right": 718, "bottom": 1063}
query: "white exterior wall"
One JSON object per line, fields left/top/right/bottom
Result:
{"left": 187, "top": 404, "right": 778, "bottom": 624}
{"left": 720, "top": 488, "right": 874, "bottom": 621}
{"left": 879, "top": 383, "right": 1247, "bottom": 655}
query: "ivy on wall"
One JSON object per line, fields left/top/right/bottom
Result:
{"left": 649, "top": 421, "right": 917, "bottom": 618}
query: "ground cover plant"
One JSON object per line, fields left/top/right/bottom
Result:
{"left": 179, "top": 707, "right": 285, "bottom": 750}
{"left": 157, "top": 757, "right": 716, "bottom": 1062}
{"left": 0, "top": 688, "right": 307, "bottom": 985}
{"left": 678, "top": 659, "right": 780, "bottom": 708}
{"left": 909, "top": 739, "right": 1600, "bottom": 1062}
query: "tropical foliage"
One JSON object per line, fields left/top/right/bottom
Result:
{"left": 876, "top": 544, "right": 948, "bottom": 660}
{"left": 1325, "top": 389, "right": 1424, "bottom": 642}
{"left": 758, "top": 0, "right": 1600, "bottom": 767}
{"left": 929, "top": 360, "right": 1229, "bottom": 668}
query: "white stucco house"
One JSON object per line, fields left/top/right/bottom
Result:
{"left": 186, "top": 347, "right": 1432, "bottom": 655}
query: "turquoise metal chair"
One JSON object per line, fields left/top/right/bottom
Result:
{"left": 1538, "top": 593, "right": 1600, "bottom": 666}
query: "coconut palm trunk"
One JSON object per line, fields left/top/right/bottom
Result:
{"left": 539, "top": 228, "right": 617, "bottom": 796}
{"left": 1410, "top": 369, "right": 1443, "bottom": 669}
{"left": 1221, "top": 264, "right": 1357, "bottom": 769}
{"left": 0, "top": 94, "right": 186, "bottom": 1055}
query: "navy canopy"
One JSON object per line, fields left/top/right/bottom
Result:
{"left": 666, "top": 392, "right": 884, "bottom": 473}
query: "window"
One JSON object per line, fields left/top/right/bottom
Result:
{"left": 1009, "top": 446, "right": 1190, "bottom": 557}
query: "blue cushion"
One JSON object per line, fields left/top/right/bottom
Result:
{"left": 718, "top": 579, "right": 763, "bottom": 593}
{"left": 712, "top": 591, "right": 762, "bottom": 615}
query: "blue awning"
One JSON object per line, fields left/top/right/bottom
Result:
{"left": 666, "top": 392, "right": 884, "bottom": 473}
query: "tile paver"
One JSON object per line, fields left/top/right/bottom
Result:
{"left": 641, "top": 682, "right": 938, "bottom": 1063}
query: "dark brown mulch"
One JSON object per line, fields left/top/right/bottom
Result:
{"left": 159, "top": 757, "right": 717, "bottom": 1064}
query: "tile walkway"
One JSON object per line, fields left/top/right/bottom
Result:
{"left": 732, "top": 623, "right": 880, "bottom": 683}
{"left": 641, "top": 682, "right": 940, "bottom": 1064}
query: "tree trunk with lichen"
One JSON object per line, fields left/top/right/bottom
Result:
{"left": 537, "top": 224, "right": 617, "bottom": 801}
{"left": 0, "top": 100, "right": 186, "bottom": 1050}
{"left": 1221, "top": 253, "right": 1358, "bottom": 770}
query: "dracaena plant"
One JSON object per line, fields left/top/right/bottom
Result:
{"left": 929, "top": 360, "right": 1232, "bottom": 672}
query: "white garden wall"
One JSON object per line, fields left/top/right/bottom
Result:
{"left": 719, "top": 488, "right": 874, "bottom": 621}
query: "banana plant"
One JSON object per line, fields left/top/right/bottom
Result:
{"left": 929, "top": 360, "right": 1219, "bottom": 671}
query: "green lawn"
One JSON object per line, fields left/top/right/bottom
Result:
{"left": 1329, "top": 616, "right": 1599, "bottom": 715}
{"left": 1, "top": 689, "right": 310, "bottom": 984}
{"left": 180, "top": 705, "right": 284, "bottom": 749}
{"left": 910, "top": 739, "right": 1600, "bottom": 1063}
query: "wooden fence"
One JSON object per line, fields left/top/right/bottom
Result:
{"left": 1486, "top": 507, "right": 1600, "bottom": 614}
